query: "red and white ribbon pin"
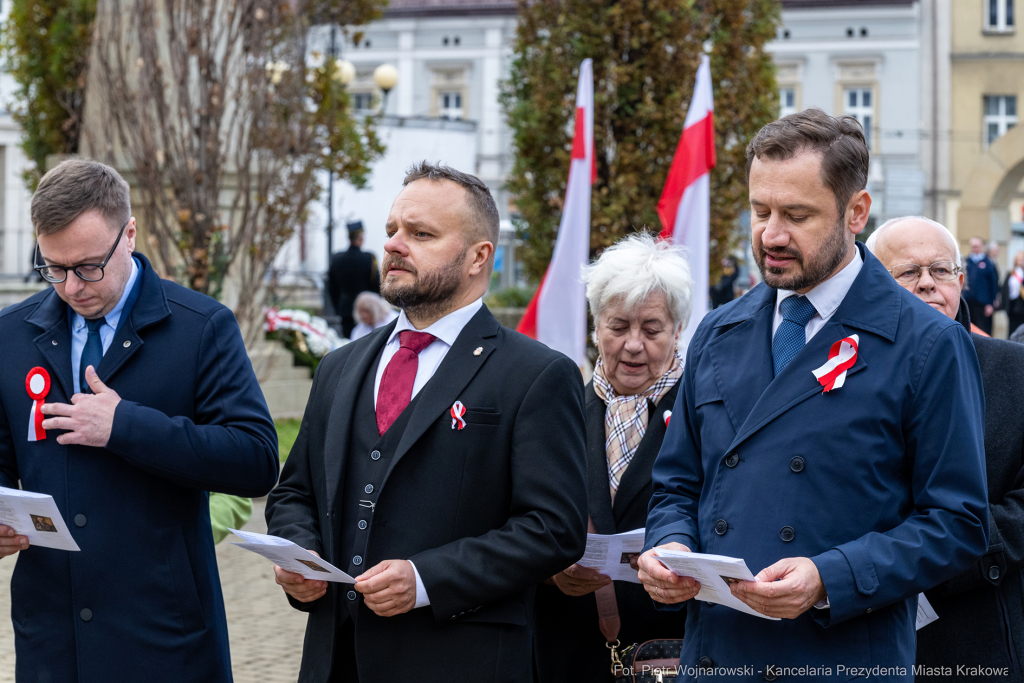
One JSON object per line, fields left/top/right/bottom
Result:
{"left": 663, "top": 410, "right": 672, "bottom": 427}
{"left": 26, "top": 367, "right": 51, "bottom": 442}
{"left": 450, "top": 401, "right": 467, "bottom": 430}
{"left": 812, "top": 334, "right": 859, "bottom": 393}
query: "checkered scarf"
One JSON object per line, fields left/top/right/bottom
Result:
{"left": 592, "top": 353, "right": 683, "bottom": 498}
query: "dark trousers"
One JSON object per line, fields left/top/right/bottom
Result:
{"left": 968, "top": 300, "right": 994, "bottom": 335}
{"left": 1010, "top": 314, "right": 1024, "bottom": 339}
{"left": 329, "top": 617, "right": 359, "bottom": 683}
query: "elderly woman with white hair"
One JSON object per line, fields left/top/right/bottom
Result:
{"left": 349, "top": 291, "right": 397, "bottom": 340}
{"left": 533, "top": 232, "right": 692, "bottom": 682}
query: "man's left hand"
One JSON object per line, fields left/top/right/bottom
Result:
{"left": 355, "top": 559, "right": 417, "bottom": 617}
{"left": 40, "top": 366, "right": 120, "bottom": 447}
{"left": 985, "top": 304, "right": 994, "bottom": 317}
{"left": 730, "top": 557, "right": 827, "bottom": 619}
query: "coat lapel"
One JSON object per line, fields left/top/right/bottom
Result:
{"left": 612, "top": 380, "right": 681, "bottom": 525}
{"left": 382, "top": 306, "right": 500, "bottom": 486}
{"left": 26, "top": 290, "right": 74, "bottom": 400}
{"left": 584, "top": 384, "right": 616, "bottom": 535}
{"left": 97, "top": 254, "right": 170, "bottom": 385}
{"left": 323, "top": 323, "right": 394, "bottom": 514}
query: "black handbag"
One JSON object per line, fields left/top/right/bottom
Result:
{"left": 612, "top": 639, "right": 684, "bottom": 683}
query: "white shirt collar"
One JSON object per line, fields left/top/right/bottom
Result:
{"left": 776, "top": 246, "right": 863, "bottom": 322}
{"left": 387, "top": 298, "right": 484, "bottom": 348}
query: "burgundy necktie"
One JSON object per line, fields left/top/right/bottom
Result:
{"left": 376, "top": 330, "right": 437, "bottom": 435}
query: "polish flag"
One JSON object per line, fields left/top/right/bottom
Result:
{"left": 657, "top": 55, "right": 715, "bottom": 350}
{"left": 517, "top": 59, "right": 594, "bottom": 366}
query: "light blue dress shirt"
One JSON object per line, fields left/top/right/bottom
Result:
{"left": 70, "top": 258, "right": 140, "bottom": 394}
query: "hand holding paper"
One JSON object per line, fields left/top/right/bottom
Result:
{"left": 0, "top": 525, "right": 29, "bottom": 558}
{"left": 637, "top": 543, "right": 701, "bottom": 604}
{"left": 0, "top": 486, "right": 80, "bottom": 552}
{"left": 730, "top": 556, "right": 827, "bottom": 619}
{"left": 229, "top": 528, "right": 354, "bottom": 605}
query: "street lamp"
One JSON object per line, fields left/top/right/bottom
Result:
{"left": 333, "top": 59, "right": 355, "bottom": 86}
{"left": 373, "top": 64, "right": 399, "bottom": 113}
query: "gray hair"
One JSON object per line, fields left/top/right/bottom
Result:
{"left": 582, "top": 231, "right": 694, "bottom": 333}
{"left": 353, "top": 292, "right": 395, "bottom": 325}
{"left": 866, "top": 215, "right": 962, "bottom": 266}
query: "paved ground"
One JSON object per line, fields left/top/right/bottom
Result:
{"left": 0, "top": 498, "right": 308, "bottom": 682}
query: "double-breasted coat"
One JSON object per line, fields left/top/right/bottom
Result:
{"left": 646, "top": 244, "right": 990, "bottom": 681}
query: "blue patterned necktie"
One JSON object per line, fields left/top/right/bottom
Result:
{"left": 772, "top": 296, "right": 817, "bottom": 377}
{"left": 80, "top": 317, "right": 106, "bottom": 393}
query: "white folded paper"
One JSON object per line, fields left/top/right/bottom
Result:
{"left": 0, "top": 486, "right": 79, "bottom": 551}
{"left": 577, "top": 528, "right": 644, "bottom": 583}
{"left": 654, "top": 548, "right": 779, "bottom": 620}
{"left": 916, "top": 593, "right": 939, "bottom": 630}
{"left": 229, "top": 529, "right": 355, "bottom": 583}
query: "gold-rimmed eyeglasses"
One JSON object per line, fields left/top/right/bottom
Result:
{"left": 888, "top": 261, "right": 961, "bottom": 284}
{"left": 33, "top": 220, "right": 130, "bottom": 283}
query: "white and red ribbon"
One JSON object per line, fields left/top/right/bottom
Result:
{"left": 663, "top": 410, "right": 672, "bottom": 427}
{"left": 812, "top": 334, "right": 859, "bottom": 393}
{"left": 450, "top": 401, "right": 467, "bottom": 430}
{"left": 26, "top": 367, "right": 51, "bottom": 441}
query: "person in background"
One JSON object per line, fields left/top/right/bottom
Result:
{"left": 867, "top": 216, "right": 1024, "bottom": 682}
{"left": 350, "top": 291, "right": 397, "bottom": 341}
{"left": 209, "top": 493, "right": 253, "bottom": 544}
{"left": 1002, "top": 250, "right": 1024, "bottom": 338}
{"left": 709, "top": 255, "right": 739, "bottom": 309}
{"left": 328, "top": 221, "right": 380, "bottom": 337}
{"left": 964, "top": 236, "right": 999, "bottom": 335}
{"left": 533, "top": 232, "right": 691, "bottom": 682}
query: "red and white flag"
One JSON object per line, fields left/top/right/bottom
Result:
{"left": 657, "top": 55, "right": 715, "bottom": 350}
{"left": 517, "top": 59, "right": 594, "bottom": 366}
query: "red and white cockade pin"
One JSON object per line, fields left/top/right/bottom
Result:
{"left": 450, "top": 401, "right": 467, "bottom": 430}
{"left": 812, "top": 334, "right": 859, "bottom": 393}
{"left": 663, "top": 410, "right": 672, "bottom": 427}
{"left": 26, "top": 367, "right": 51, "bottom": 441}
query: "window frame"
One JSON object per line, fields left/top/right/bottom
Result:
{"left": 983, "top": 94, "right": 1018, "bottom": 148}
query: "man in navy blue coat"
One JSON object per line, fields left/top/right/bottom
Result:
{"left": 0, "top": 160, "right": 279, "bottom": 682}
{"left": 638, "top": 109, "right": 989, "bottom": 681}
{"left": 964, "top": 236, "right": 1000, "bottom": 335}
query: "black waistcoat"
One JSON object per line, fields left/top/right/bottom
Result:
{"left": 338, "top": 346, "right": 421, "bottom": 622}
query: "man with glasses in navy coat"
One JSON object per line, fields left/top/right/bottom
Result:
{"left": 0, "top": 160, "right": 279, "bottom": 682}
{"left": 638, "top": 110, "right": 989, "bottom": 681}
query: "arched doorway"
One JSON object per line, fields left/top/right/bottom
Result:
{"left": 957, "top": 125, "right": 1024, "bottom": 254}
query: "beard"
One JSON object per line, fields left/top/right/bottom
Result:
{"left": 380, "top": 250, "right": 466, "bottom": 319}
{"left": 755, "top": 218, "right": 850, "bottom": 291}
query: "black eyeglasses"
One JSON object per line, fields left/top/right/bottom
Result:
{"left": 34, "top": 220, "right": 130, "bottom": 283}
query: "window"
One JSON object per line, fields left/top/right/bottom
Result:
{"left": 351, "top": 92, "right": 374, "bottom": 112}
{"left": 844, "top": 88, "right": 874, "bottom": 149}
{"left": 779, "top": 88, "right": 797, "bottom": 118}
{"left": 986, "top": 0, "right": 1015, "bottom": 31}
{"left": 440, "top": 91, "right": 463, "bottom": 119}
{"left": 984, "top": 95, "right": 1017, "bottom": 146}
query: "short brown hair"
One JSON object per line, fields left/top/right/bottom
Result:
{"left": 745, "top": 108, "right": 869, "bottom": 221}
{"left": 403, "top": 161, "right": 500, "bottom": 246}
{"left": 32, "top": 160, "right": 131, "bottom": 236}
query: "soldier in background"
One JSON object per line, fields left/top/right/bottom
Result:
{"left": 328, "top": 221, "right": 380, "bottom": 337}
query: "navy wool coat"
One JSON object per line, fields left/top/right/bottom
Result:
{"left": 0, "top": 253, "right": 279, "bottom": 683}
{"left": 645, "top": 243, "right": 989, "bottom": 681}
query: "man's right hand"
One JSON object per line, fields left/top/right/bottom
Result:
{"left": 638, "top": 542, "right": 701, "bottom": 604}
{"left": 552, "top": 563, "right": 611, "bottom": 597}
{"left": 0, "top": 525, "right": 29, "bottom": 559}
{"left": 274, "top": 551, "right": 327, "bottom": 603}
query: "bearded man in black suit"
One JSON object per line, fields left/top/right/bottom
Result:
{"left": 265, "top": 162, "right": 588, "bottom": 683}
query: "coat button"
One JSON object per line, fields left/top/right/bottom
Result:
{"left": 80, "top": 608, "right": 93, "bottom": 622}
{"left": 779, "top": 526, "right": 795, "bottom": 542}
{"left": 352, "top": 555, "right": 362, "bottom": 566}
{"left": 347, "top": 590, "right": 357, "bottom": 601}
{"left": 989, "top": 566, "right": 1001, "bottom": 581}
{"left": 699, "top": 656, "right": 714, "bottom": 670}
{"left": 358, "top": 520, "right": 367, "bottom": 530}
{"left": 725, "top": 453, "right": 739, "bottom": 468}
{"left": 370, "top": 450, "right": 381, "bottom": 461}
{"left": 866, "top": 607, "right": 873, "bottom": 614}
{"left": 715, "top": 519, "right": 728, "bottom": 536}
{"left": 789, "top": 456, "right": 805, "bottom": 472}
{"left": 74, "top": 514, "right": 87, "bottom": 528}
{"left": 364, "top": 484, "right": 374, "bottom": 494}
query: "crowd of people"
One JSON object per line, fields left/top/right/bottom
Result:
{"left": 0, "top": 108, "right": 1021, "bottom": 683}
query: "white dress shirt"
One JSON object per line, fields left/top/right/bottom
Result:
{"left": 772, "top": 247, "right": 863, "bottom": 344}
{"left": 70, "top": 258, "right": 140, "bottom": 394}
{"left": 371, "top": 296, "right": 484, "bottom": 609}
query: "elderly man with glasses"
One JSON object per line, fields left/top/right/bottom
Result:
{"left": 0, "top": 159, "right": 279, "bottom": 683}
{"left": 867, "top": 216, "right": 1024, "bottom": 681}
